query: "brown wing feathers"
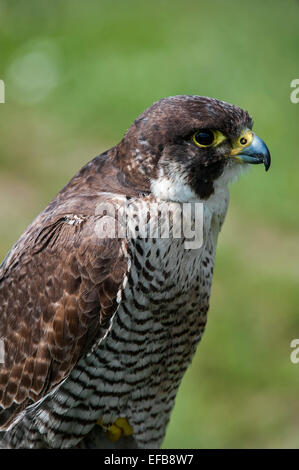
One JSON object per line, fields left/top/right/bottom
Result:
{"left": 0, "top": 212, "right": 130, "bottom": 429}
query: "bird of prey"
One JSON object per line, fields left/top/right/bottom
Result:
{"left": 0, "top": 95, "right": 270, "bottom": 448}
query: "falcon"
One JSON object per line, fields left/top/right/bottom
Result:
{"left": 0, "top": 95, "right": 271, "bottom": 448}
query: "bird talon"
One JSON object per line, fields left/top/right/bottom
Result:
{"left": 97, "top": 417, "right": 133, "bottom": 441}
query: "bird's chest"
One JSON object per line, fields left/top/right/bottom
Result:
{"left": 91, "top": 236, "right": 212, "bottom": 440}
{"left": 40, "top": 207, "right": 219, "bottom": 448}
{"left": 119, "top": 236, "right": 206, "bottom": 350}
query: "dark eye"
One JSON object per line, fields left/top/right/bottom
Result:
{"left": 193, "top": 129, "right": 215, "bottom": 147}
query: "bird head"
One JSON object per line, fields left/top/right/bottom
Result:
{"left": 115, "top": 95, "right": 271, "bottom": 201}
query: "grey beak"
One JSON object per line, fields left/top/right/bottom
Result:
{"left": 237, "top": 133, "right": 271, "bottom": 171}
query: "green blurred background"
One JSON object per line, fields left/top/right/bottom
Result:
{"left": 0, "top": 0, "right": 299, "bottom": 448}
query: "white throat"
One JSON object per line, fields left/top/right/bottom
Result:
{"left": 151, "top": 160, "right": 249, "bottom": 217}
{"left": 151, "top": 167, "right": 198, "bottom": 203}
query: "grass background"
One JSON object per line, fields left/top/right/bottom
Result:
{"left": 0, "top": 0, "right": 299, "bottom": 448}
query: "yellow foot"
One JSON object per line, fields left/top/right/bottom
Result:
{"left": 97, "top": 417, "right": 133, "bottom": 442}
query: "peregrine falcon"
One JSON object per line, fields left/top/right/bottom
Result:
{"left": 0, "top": 95, "right": 270, "bottom": 448}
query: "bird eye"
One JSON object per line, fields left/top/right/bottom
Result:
{"left": 193, "top": 129, "right": 215, "bottom": 147}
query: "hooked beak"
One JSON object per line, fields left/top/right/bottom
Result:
{"left": 230, "top": 132, "right": 271, "bottom": 172}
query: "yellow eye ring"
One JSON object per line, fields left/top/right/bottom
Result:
{"left": 192, "top": 129, "right": 226, "bottom": 148}
{"left": 193, "top": 129, "right": 215, "bottom": 147}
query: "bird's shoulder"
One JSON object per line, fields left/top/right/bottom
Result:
{"left": 0, "top": 152, "right": 140, "bottom": 430}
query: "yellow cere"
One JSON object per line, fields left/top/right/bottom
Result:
{"left": 230, "top": 129, "right": 254, "bottom": 156}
